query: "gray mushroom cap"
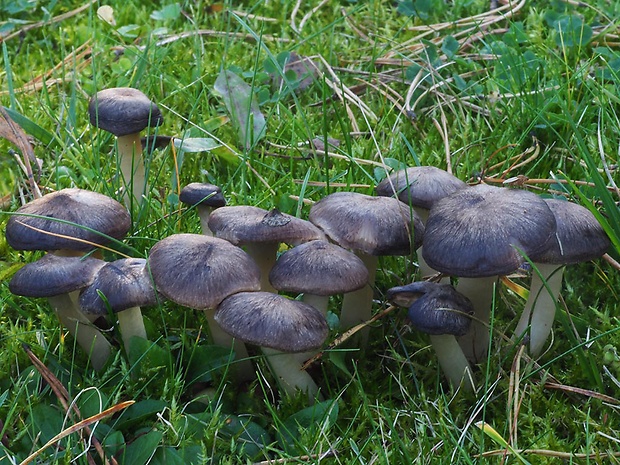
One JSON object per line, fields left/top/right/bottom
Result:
{"left": 387, "top": 281, "right": 473, "bottom": 336}
{"left": 179, "top": 183, "right": 226, "bottom": 208}
{"left": 376, "top": 166, "right": 468, "bottom": 210}
{"left": 79, "top": 258, "right": 158, "bottom": 315}
{"left": 88, "top": 87, "right": 163, "bottom": 137}
{"left": 308, "top": 192, "right": 424, "bottom": 255}
{"left": 422, "top": 184, "right": 557, "bottom": 277}
{"left": 147, "top": 233, "right": 261, "bottom": 310}
{"left": 9, "top": 254, "right": 106, "bottom": 297}
{"left": 531, "top": 198, "right": 611, "bottom": 264}
{"left": 214, "top": 291, "right": 329, "bottom": 352}
{"left": 269, "top": 240, "right": 369, "bottom": 296}
{"left": 208, "top": 206, "right": 326, "bottom": 246}
{"left": 5, "top": 188, "right": 131, "bottom": 252}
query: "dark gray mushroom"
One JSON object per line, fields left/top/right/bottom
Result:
{"left": 387, "top": 281, "right": 474, "bottom": 390}
{"left": 9, "top": 254, "right": 111, "bottom": 370}
{"left": 89, "top": 87, "right": 163, "bottom": 205}
{"left": 514, "top": 198, "right": 610, "bottom": 356}
{"left": 214, "top": 291, "right": 328, "bottom": 399}
{"left": 179, "top": 183, "right": 226, "bottom": 236}
{"left": 422, "top": 184, "right": 557, "bottom": 362}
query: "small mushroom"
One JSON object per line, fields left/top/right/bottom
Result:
{"left": 387, "top": 281, "right": 474, "bottom": 390}
{"left": 179, "top": 183, "right": 226, "bottom": 236}
{"left": 89, "top": 87, "right": 163, "bottom": 206}
{"left": 514, "top": 198, "right": 610, "bottom": 356}
{"left": 214, "top": 291, "right": 328, "bottom": 400}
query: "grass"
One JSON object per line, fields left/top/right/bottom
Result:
{"left": 1, "top": 0, "right": 620, "bottom": 463}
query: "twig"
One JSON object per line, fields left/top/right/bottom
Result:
{"left": 252, "top": 449, "right": 337, "bottom": 465}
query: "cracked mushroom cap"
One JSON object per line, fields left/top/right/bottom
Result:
{"left": 179, "top": 183, "right": 226, "bottom": 209}
{"left": 269, "top": 240, "right": 368, "bottom": 296}
{"left": 89, "top": 87, "right": 163, "bottom": 137}
{"left": 422, "top": 184, "right": 557, "bottom": 277}
{"left": 79, "top": 258, "right": 159, "bottom": 316}
{"left": 208, "top": 206, "right": 326, "bottom": 246}
{"left": 147, "top": 233, "right": 261, "bottom": 310}
{"left": 5, "top": 188, "right": 131, "bottom": 252}
{"left": 387, "top": 281, "right": 473, "bottom": 336}
{"left": 308, "top": 192, "right": 424, "bottom": 255}
{"left": 9, "top": 254, "right": 106, "bottom": 297}
{"left": 376, "top": 166, "right": 468, "bottom": 210}
{"left": 214, "top": 291, "right": 329, "bottom": 353}
{"left": 531, "top": 198, "right": 611, "bottom": 264}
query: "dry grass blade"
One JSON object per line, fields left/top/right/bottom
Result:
{"left": 544, "top": 382, "right": 620, "bottom": 404}
{"left": 478, "top": 448, "right": 620, "bottom": 459}
{"left": 251, "top": 449, "right": 337, "bottom": 465}
{"left": 19, "top": 400, "right": 134, "bottom": 465}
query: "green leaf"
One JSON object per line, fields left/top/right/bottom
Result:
{"left": 185, "top": 344, "right": 235, "bottom": 385}
{"left": 150, "top": 3, "right": 181, "bottom": 21}
{"left": 3, "top": 106, "right": 56, "bottom": 147}
{"left": 120, "top": 430, "right": 163, "bottom": 465}
{"left": 173, "top": 137, "right": 221, "bottom": 153}
{"left": 220, "top": 415, "right": 271, "bottom": 459}
{"left": 127, "top": 337, "right": 169, "bottom": 372}
{"left": 276, "top": 399, "right": 339, "bottom": 453}
{"left": 441, "top": 35, "right": 459, "bottom": 59}
{"left": 112, "top": 399, "right": 168, "bottom": 431}
{"left": 213, "top": 69, "right": 267, "bottom": 150}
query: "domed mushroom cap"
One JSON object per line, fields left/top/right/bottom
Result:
{"left": 179, "top": 183, "right": 226, "bottom": 208}
{"left": 308, "top": 192, "right": 424, "bottom": 255}
{"left": 376, "top": 166, "right": 468, "bottom": 210}
{"left": 5, "top": 188, "right": 131, "bottom": 252}
{"left": 9, "top": 254, "right": 106, "bottom": 297}
{"left": 147, "top": 233, "right": 261, "bottom": 310}
{"left": 214, "top": 291, "right": 329, "bottom": 353}
{"left": 422, "top": 184, "right": 557, "bottom": 277}
{"left": 208, "top": 206, "right": 326, "bottom": 246}
{"left": 269, "top": 240, "right": 369, "bottom": 296}
{"left": 79, "top": 258, "right": 158, "bottom": 315}
{"left": 89, "top": 87, "right": 163, "bottom": 137}
{"left": 387, "top": 281, "right": 473, "bottom": 336}
{"left": 531, "top": 199, "right": 611, "bottom": 264}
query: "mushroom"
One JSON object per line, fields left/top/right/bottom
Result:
{"left": 214, "top": 291, "right": 329, "bottom": 401}
{"left": 179, "top": 183, "right": 226, "bottom": 236}
{"left": 514, "top": 198, "right": 610, "bottom": 356}
{"left": 308, "top": 192, "right": 424, "bottom": 343}
{"left": 376, "top": 166, "right": 468, "bottom": 279}
{"left": 9, "top": 254, "right": 111, "bottom": 370}
{"left": 79, "top": 258, "right": 158, "bottom": 355}
{"left": 89, "top": 87, "right": 163, "bottom": 206}
{"left": 387, "top": 281, "right": 474, "bottom": 390}
{"left": 208, "top": 206, "right": 326, "bottom": 292}
{"left": 422, "top": 184, "right": 557, "bottom": 362}
{"left": 147, "top": 233, "right": 261, "bottom": 379}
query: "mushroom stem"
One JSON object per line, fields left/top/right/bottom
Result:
{"left": 302, "top": 294, "right": 329, "bottom": 315}
{"left": 48, "top": 293, "right": 112, "bottom": 371}
{"left": 339, "top": 254, "right": 377, "bottom": 346}
{"left": 203, "top": 308, "right": 255, "bottom": 382}
{"left": 429, "top": 334, "right": 474, "bottom": 391}
{"left": 197, "top": 206, "right": 215, "bottom": 236}
{"left": 244, "top": 243, "right": 278, "bottom": 293}
{"left": 261, "top": 347, "right": 322, "bottom": 402}
{"left": 116, "top": 133, "right": 145, "bottom": 206}
{"left": 513, "top": 263, "right": 564, "bottom": 357}
{"left": 455, "top": 276, "right": 497, "bottom": 363}
{"left": 116, "top": 306, "right": 148, "bottom": 353}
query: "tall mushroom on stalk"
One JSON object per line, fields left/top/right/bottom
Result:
{"left": 89, "top": 87, "right": 163, "bottom": 207}
{"left": 5, "top": 188, "right": 131, "bottom": 369}
{"left": 208, "top": 206, "right": 326, "bottom": 292}
{"left": 179, "top": 183, "right": 226, "bottom": 236}
{"left": 376, "top": 166, "right": 468, "bottom": 279}
{"left": 514, "top": 198, "right": 610, "bottom": 356}
{"left": 422, "top": 184, "right": 557, "bottom": 362}
{"left": 308, "top": 192, "right": 424, "bottom": 343}
{"left": 214, "top": 291, "right": 329, "bottom": 401}
{"left": 9, "top": 254, "right": 111, "bottom": 370}
{"left": 387, "top": 281, "right": 474, "bottom": 391}
{"left": 79, "top": 258, "right": 159, "bottom": 355}
{"left": 147, "top": 234, "right": 261, "bottom": 380}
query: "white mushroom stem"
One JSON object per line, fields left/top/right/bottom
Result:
{"left": 244, "top": 243, "right": 278, "bottom": 293}
{"left": 429, "top": 334, "right": 475, "bottom": 391}
{"left": 203, "top": 308, "right": 255, "bottom": 382}
{"left": 302, "top": 294, "right": 329, "bottom": 315}
{"left": 339, "top": 254, "right": 377, "bottom": 346}
{"left": 455, "top": 276, "right": 498, "bottom": 363}
{"left": 116, "top": 133, "right": 146, "bottom": 207}
{"left": 196, "top": 206, "right": 215, "bottom": 236}
{"left": 116, "top": 306, "right": 148, "bottom": 353}
{"left": 513, "top": 263, "right": 564, "bottom": 357}
{"left": 49, "top": 293, "right": 112, "bottom": 371}
{"left": 261, "top": 347, "right": 322, "bottom": 403}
